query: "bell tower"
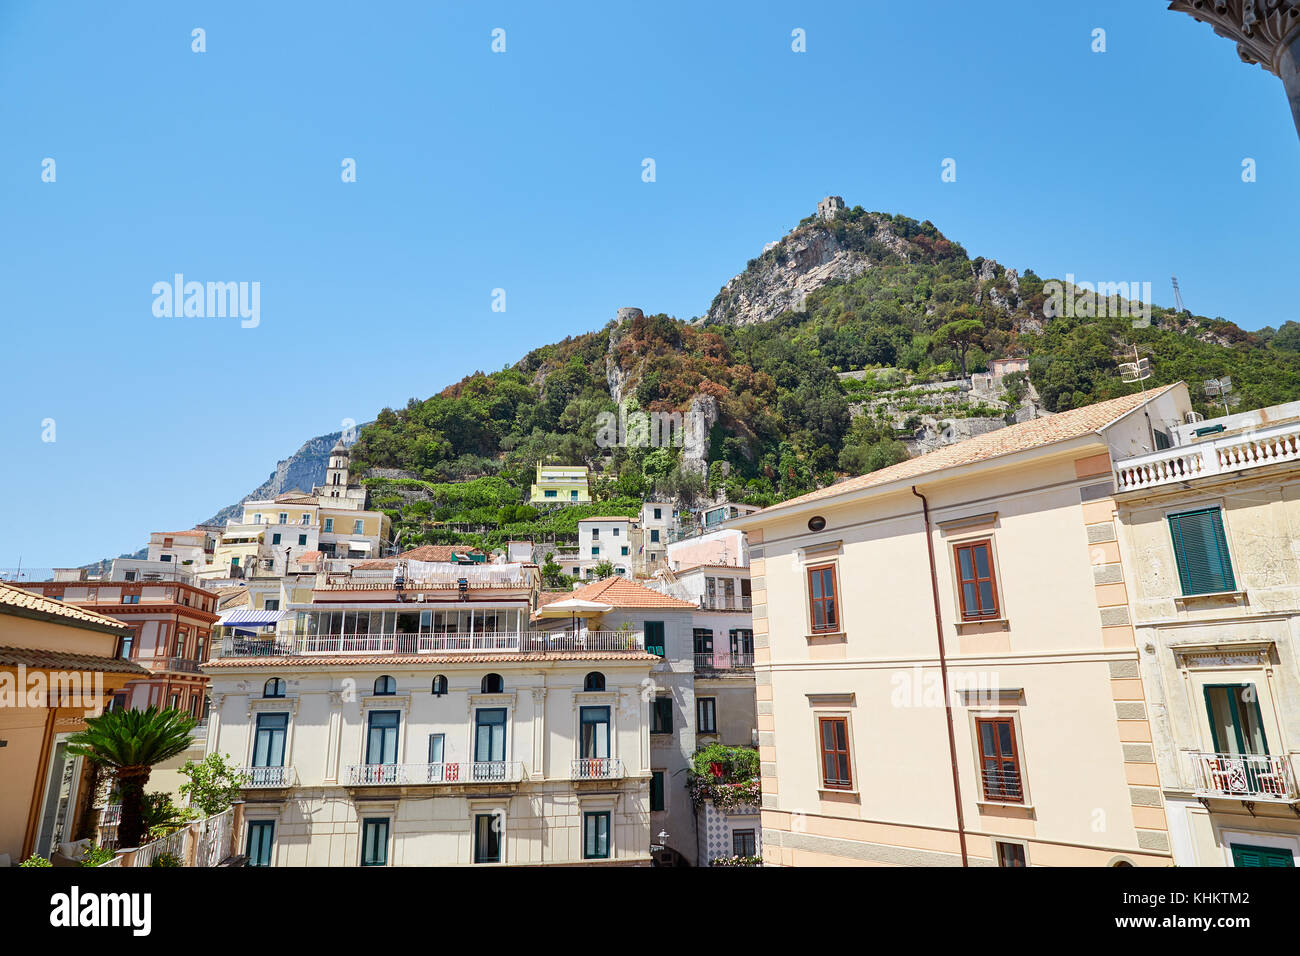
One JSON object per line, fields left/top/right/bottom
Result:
{"left": 325, "top": 438, "right": 349, "bottom": 497}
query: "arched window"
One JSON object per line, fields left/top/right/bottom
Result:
{"left": 584, "top": 672, "right": 605, "bottom": 692}
{"left": 481, "top": 673, "right": 503, "bottom": 694}
{"left": 264, "top": 678, "right": 286, "bottom": 698}
{"left": 432, "top": 675, "right": 448, "bottom": 696}
{"left": 374, "top": 675, "right": 397, "bottom": 696}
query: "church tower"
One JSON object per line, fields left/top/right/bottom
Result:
{"left": 325, "top": 438, "right": 349, "bottom": 497}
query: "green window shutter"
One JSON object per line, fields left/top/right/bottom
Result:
{"left": 1168, "top": 508, "right": 1236, "bottom": 595}
{"left": 644, "top": 621, "right": 665, "bottom": 656}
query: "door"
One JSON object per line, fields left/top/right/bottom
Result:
{"left": 474, "top": 708, "right": 506, "bottom": 779}
{"left": 1205, "top": 684, "right": 1271, "bottom": 794}
{"left": 251, "top": 713, "right": 288, "bottom": 786}
{"left": 365, "top": 711, "right": 400, "bottom": 782}
{"left": 1231, "top": 843, "right": 1294, "bottom": 867}
{"left": 579, "top": 706, "right": 610, "bottom": 777}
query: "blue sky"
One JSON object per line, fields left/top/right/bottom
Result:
{"left": 1, "top": 0, "right": 1296, "bottom": 568}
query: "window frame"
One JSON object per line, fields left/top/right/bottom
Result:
{"left": 650, "top": 696, "right": 673, "bottom": 735}
{"left": 697, "top": 696, "right": 717, "bottom": 734}
{"left": 360, "top": 817, "right": 390, "bottom": 866}
{"left": 246, "top": 819, "right": 275, "bottom": 867}
{"left": 975, "top": 715, "right": 1025, "bottom": 804}
{"left": 583, "top": 811, "right": 611, "bottom": 860}
{"left": 816, "top": 715, "right": 853, "bottom": 790}
{"left": 732, "top": 829, "right": 757, "bottom": 857}
{"left": 649, "top": 770, "right": 665, "bottom": 812}
{"left": 643, "top": 621, "right": 665, "bottom": 657}
{"left": 1168, "top": 506, "right": 1237, "bottom": 596}
{"left": 806, "top": 563, "right": 841, "bottom": 634}
{"left": 952, "top": 538, "right": 1000, "bottom": 621}
{"left": 473, "top": 812, "right": 502, "bottom": 864}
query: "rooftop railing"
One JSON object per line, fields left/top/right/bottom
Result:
{"left": 216, "top": 630, "right": 646, "bottom": 658}
{"left": 1114, "top": 420, "right": 1300, "bottom": 493}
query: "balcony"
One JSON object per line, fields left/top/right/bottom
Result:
{"left": 344, "top": 762, "right": 524, "bottom": 786}
{"left": 571, "top": 757, "right": 624, "bottom": 781}
{"left": 217, "top": 630, "right": 646, "bottom": 659}
{"left": 694, "top": 651, "right": 755, "bottom": 671}
{"left": 699, "top": 596, "right": 752, "bottom": 612}
{"left": 1114, "top": 420, "right": 1300, "bottom": 493}
{"left": 241, "top": 766, "right": 297, "bottom": 789}
{"left": 136, "top": 655, "right": 205, "bottom": 674}
{"left": 1186, "top": 751, "right": 1299, "bottom": 802}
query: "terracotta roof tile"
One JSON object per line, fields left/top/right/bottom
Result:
{"left": 0, "top": 581, "right": 130, "bottom": 634}
{"left": 753, "top": 385, "right": 1178, "bottom": 514}
{"left": 353, "top": 544, "right": 483, "bottom": 569}
{"left": 0, "top": 644, "right": 151, "bottom": 675}
{"left": 563, "top": 577, "right": 697, "bottom": 609}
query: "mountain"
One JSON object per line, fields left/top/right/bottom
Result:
{"left": 197, "top": 430, "right": 360, "bottom": 528}
{"left": 129, "top": 197, "right": 1300, "bottom": 559}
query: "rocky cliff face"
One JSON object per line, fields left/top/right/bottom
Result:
{"left": 703, "top": 222, "right": 876, "bottom": 326}
{"left": 199, "top": 429, "right": 360, "bottom": 527}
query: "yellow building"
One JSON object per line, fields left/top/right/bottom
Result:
{"left": 530, "top": 464, "right": 591, "bottom": 505}
{"left": 0, "top": 581, "right": 148, "bottom": 864}
{"left": 731, "top": 385, "right": 1191, "bottom": 867}
{"left": 1113, "top": 399, "right": 1300, "bottom": 866}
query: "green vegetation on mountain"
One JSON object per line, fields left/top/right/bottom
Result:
{"left": 350, "top": 207, "right": 1300, "bottom": 550}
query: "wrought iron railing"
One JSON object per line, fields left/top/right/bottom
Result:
{"left": 1186, "top": 751, "right": 1298, "bottom": 800}
{"left": 344, "top": 762, "right": 523, "bottom": 785}
{"left": 571, "top": 757, "right": 623, "bottom": 780}
{"left": 694, "top": 651, "right": 755, "bottom": 670}
{"left": 241, "top": 766, "right": 297, "bottom": 788}
{"left": 218, "top": 630, "right": 646, "bottom": 658}
{"left": 979, "top": 769, "right": 1024, "bottom": 803}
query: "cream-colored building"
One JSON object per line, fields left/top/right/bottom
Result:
{"left": 1113, "top": 400, "right": 1300, "bottom": 867}
{"left": 530, "top": 464, "right": 592, "bottom": 505}
{"left": 202, "top": 562, "right": 660, "bottom": 866}
{"left": 732, "top": 385, "right": 1192, "bottom": 867}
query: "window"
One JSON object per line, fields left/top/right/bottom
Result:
{"left": 474, "top": 708, "right": 507, "bottom": 766}
{"left": 580, "top": 706, "right": 610, "bottom": 762}
{"left": 954, "top": 541, "right": 999, "bottom": 620}
{"left": 1205, "top": 684, "right": 1268, "bottom": 755}
{"left": 263, "top": 678, "right": 285, "bottom": 698}
{"left": 121, "top": 594, "right": 140, "bottom": 605}
{"left": 278, "top": 513, "right": 288, "bottom": 524}
{"left": 431, "top": 675, "right": 448, "bottom": 696}
{"left": 324, "top": 518, "right": 334, "bottom": 532}
{"left": 365, "top": 712, "right": 400, "bottom": 766}
{"left": 697, "top": 697, "right": 717, "bottom": 734}
{"left": 300, "top": 514, "right": 309, "bottom": 525}
{"left": 732, "top": 829, "right": 757, "bottom": 857}
{"left": 570, "top": 490, "right": 578, "bottom": 500}
{"left": 481, "top": 673, "right": 503, "bottom": 694}
{"left": 693, "top": 628, "right": 714, "bottom": 657}
{"left": 169, "top": 692, "right": 181, "bottom": 710}
{"left": 591, "top": 547, "right": 600, "bottom": 556}
{"left": 361, "top": 818, "right": 389, "bottom": 866}
{"left": 650, "top": 771, "right": 665, "bottom": 811}
{"left": 651, "top": 697, "right": 673, "bottom": 734}
{"left": 584, "top": 672, "right": 605, "bottom": 692}
{"left": 653, "top": 508, "right": 662, "bottom": 520}
{"left": 253, "top": 514, "right": 262, "bottom": 524}
{"left": 189, "top": 696, "right": 201, "bottom": 719}
{"left": 160, "top": 553, "right": 172, "bottom": 562}
{"left": 650, "top": 529, "right": 660, "bottom": 543}
{"left": 272, "top": 533, "right": 282, "bottom": 545}
{"left": 298, "top": 535, "right": 307, "bottom": 546}
{"left": 119, "top": 631, "right": 134, "bottom": 659}
{"left": 474, "top": 813, "right": 501, "bottom": 863}
{"left": 996, "top": 842, "right": 1027, "bottom": 867}
{"left": 1168, "top": 508, "right": 1236, "bottom": 595}
{"left": 644, "top": 621, "right": 665, "bottom": 657}
{"left": 428, "top": 734, "right": 444, "bottom": 764}
{"left": 730, "top": 629, "right": 754, "bottom": 658}
{"left": 621, "top": 546, "right": 628, "bottom": 556}
{"left": 124, "top": 571, "right": 137, "bottom": 581}
{"left": 583, "top": 812, "right": 610, "bottom": 859}
{"left": 544, "top": 490, "right": 557, "bottom": 498}
{"left": 591, "top": 528, "right": 600, "bottom": 539}
{"left": 818, "top": 716, "right": 852, "bottom": 789}
{"left": 252, "top": 713, "right": 288, "bottom": 770}
{"left": 374, "top": 675, "right": 396, "bottom": 695}
{"left": 353, "top": 520, "right": 364, "bottom": 534}
{"left": 976, "top": 717, "right": 1023, "bottom": 803}
{"left": 1231, "top": 843, "right": 1295, "bottom": 868}
{"left": 264, "top": 599, "right": 280, "bottom": 611}
{"left": 246, "top": 820, "right": 275, "bottom": 867}
{"left": 807, "top": 565, "right": 839, "bottom": 633}
{"left": 612, "top": 527, "right": 620, "bottom": 537}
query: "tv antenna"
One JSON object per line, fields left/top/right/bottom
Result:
{"left": 1203, "top": 376, "right": 1240, "bottom": 417}
{"left": 1118, "top": 343, "right": 1153, "bottom": 389}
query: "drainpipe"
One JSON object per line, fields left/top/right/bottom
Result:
{"left": 912, "top": 485, "right": 969, "bottom": 867}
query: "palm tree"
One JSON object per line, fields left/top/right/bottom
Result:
{"left": 66, "top": 707, "right": 195, "bottom": 849}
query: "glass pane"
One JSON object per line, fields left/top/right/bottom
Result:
{"left": 974, "top": 545, "right": 990, "bottom": 578}
{"left": 810, "top": 572, "right": 822, "bottom": 600}
{"left": 997, "top": 722, "right": 1014, "bottom": 754}
{"left": 963, "top": 583, "right": 978, "bottom": 612}
{"left": 1207, "top": 688, "right": 1239, "bottom": 754}
{"left": 959, "top": 549, "right": 973, "bottom": 580}
{"left": 978, "top": 582, "right": 995, "bottom": 613}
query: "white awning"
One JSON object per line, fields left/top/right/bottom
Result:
{"left": 217, "top": 609, "right": 288, "bottom": 627}
{"left": 347, "top": 541, "right": 372, "bottom": 552}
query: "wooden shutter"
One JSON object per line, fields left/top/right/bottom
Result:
{"left": 1169, "top": 509, "right": 1236, "bottom": 595}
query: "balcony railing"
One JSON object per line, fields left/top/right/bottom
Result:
{"left": 241, "top": 766, "right": 297, "bottom": 788}
{"left": 218, "top": 630, "right": 646, "bottom": 658}
{"left": 694, "top": 651, "right": 755, "bottom": 670}
{"left": 979, "top": 769, "right": 1024, "bottom": 803}
{"left": 1186, "top": 751, "right": 1299, "bottom": 801}
{"left": 1114, "top": 420, "right": 1300, "bottom": 493}
{"left": 699, "top": 596, "right": 752, "bottom": 612}
{"left": 572, "top": 757, "right": 623, "bottom": 780}
{"left": 344, "top": 762, "right": 524, "bottom": 785}
{"left": 137, "top": 655, "right": 206, "bottom": 674}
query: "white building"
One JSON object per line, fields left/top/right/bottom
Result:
{"left": 203, "top": 562, "right": 660, "bottom": 866}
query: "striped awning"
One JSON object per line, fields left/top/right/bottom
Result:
{"left": 217, "top": 608, "right": 288, "bottom": 627}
